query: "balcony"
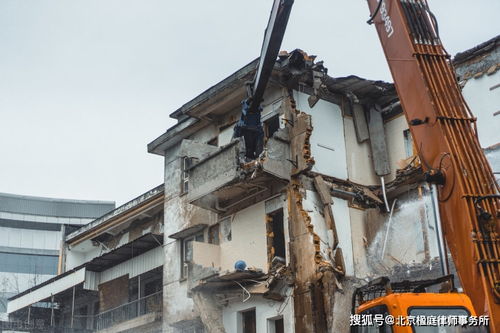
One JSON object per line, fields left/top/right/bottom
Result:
{"left": 94, "top": 291, "right": 162, "bottom": 332}
{"left": 187, "top": 136, "right": 290, "bottom": 214}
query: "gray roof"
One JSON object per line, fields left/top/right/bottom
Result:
{"left": 0, "top": 192, "right": 115, "bottom": 219}
{"left": 453, "top": 34, "right": 500, "bottom": 80}
{"left": 66, "top": 184, "right": 164, "bottom": 242}
{"left": 454, "top": 35, "right": 500, "bottom": 65}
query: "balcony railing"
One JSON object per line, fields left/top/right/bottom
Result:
{"left": 95, "top": 291, "right": 162, "bottom": 331}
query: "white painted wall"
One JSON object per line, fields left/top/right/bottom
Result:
{"left": 485, "top": 148, "right": 500, "bottom": 184}
{"left": 193, "top": 242, "right": 221, "bottom": 269}
{"left": 294, "top": 91, "right": 348, "bottom": 179}
{"left": 218, "top": 125, "right": 234, "bottom": 147}
{"left": 220, "top": 201, "right": 268, "bottom": 273}
{"left": 384, "top": 115, "right": 409, "bottom": 182}
{"left": 222, "top": 295, "right": 293, "bottom": 333}
{"left": 331, "top": 198, "right": 354, "bottom": 276}
{"left": 462, "top": 73, "right": 500, "bottom": 148}
{"left": 343, "top": 116, "right": 379, "bottom": 185}
{"left": 65, "top": 243, "right": 102, "bottom": 271}
{"left": 302, "top": 191, "right": 336, "bottom": 264}
{"left": 348, "top": 207, "right": 371, "bottom": 278}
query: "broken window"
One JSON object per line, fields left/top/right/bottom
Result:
{"left": 403, "top": 129, "right": 414, "bottom": 158}
{"left": 181, "top": 157, "right": 198, "bottom": 194}
{"left": 220, "top": 217, "right": 232, "bottom": 242}
{"left": 268, "top": 317, "right": 285, "bottom": 333}
{"left": 208, "top": 224, "right": 220, "bottom": 245}
{"left": 240, "top": 308, "right": 256, "bottom": 333}
{"left": 264, "top": 114, "right": 280, "bottom": 139}
{"left": 181, "top": 232, "right": 204, "bottom": 279}
{"left": 267, "top": 209, "right": 286, "bottom": 265}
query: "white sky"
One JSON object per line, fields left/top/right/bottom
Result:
{"left": 1, "top": 0, "right": 498, "bottom": 206}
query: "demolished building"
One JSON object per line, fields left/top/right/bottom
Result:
{"left": 6, "top": 37, "right": 499, "bottom": 333}
{"left": 147, "top": 49, "right": 447, "bottom": 333}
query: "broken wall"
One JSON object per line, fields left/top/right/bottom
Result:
{"left": 302, "top": 191, "right": 354, "bottom": 276}
{"left": 344, "top": 110, "right": 410, "bottom": 186}
{"left": 294, "top": 91, "right": 348, "bottom": 180}
{"left": 355, "top": 185, "right": 441, "bottom": 281}
{"left": 384, "top": 115, "right": 410, "bottom": 181}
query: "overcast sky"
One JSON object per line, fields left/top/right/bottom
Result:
{"left": 1, "top": 0, "right": 498, "bottom": 206}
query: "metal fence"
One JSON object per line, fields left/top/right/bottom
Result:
{"left": 95, "top": 291, "right": 162, "bottom": 330}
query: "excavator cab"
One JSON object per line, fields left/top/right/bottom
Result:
{"left": 352, "top": 276, "right": 488, "bottom": 332}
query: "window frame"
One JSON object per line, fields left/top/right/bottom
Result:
{"left": 181, "top": 156, "right": 198, "bottom": 194}
{"left": 403, "top": 129, "right": 414, "bottom": 158}
{"left": 180, "top": 232, "right": 205, "bottom": 279}
{"left": 407, "top": 306, "right": 473, "bottom": 333}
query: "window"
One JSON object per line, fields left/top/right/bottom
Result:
{"left": 403, "top": 129, "right": 414, "bottom": 158}
{"left": 181, "top": 232, "right": 204, "bottom": 279}
{"left": 268, "top": 317, "right": 284, "bottom": 333}
{"left": 240, "top": 309, "right": 256, "bottom": 333}
{"left": 208, "top": 224, "right": 220, "bottom": 245}
{"left": 220, "top": 217, "right": 232, "bottom": 242}
{"left": 0, "top": 252, "right": 58, "bottom": 275}
{"left": 264, "top": 114, "right": 280, "bottom": 139}
{"left": 181, "top": 157, "right": 198, "bottom": 194}
{"left": 267, "top": 209, "right": 286, "bottom": 264}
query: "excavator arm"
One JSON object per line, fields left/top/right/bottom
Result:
{"left": 233, "top": 0, "right": 294, "bottom": 160}
{"left": 366, "top": 0, "right": 500, "bottom": 329}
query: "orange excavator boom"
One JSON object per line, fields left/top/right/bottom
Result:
{"left": 366, "top": 0, "right": 500, "bottom": 330}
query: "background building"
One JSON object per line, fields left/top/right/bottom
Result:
{"left": 0, "top": 192, "right": 115, "bottom": 320}
{"left": 7, "top": 185, "right": 164, "bottom": 333}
